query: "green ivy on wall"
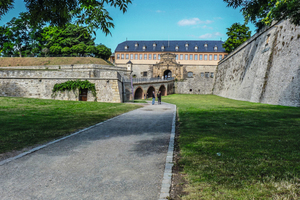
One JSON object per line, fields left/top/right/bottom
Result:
{"left": 52, "top": 80, "right": 97, "bottom": 100}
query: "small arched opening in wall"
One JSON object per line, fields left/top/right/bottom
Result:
{"left": 134, "top": 87, "right": 143, "bottom": 99}
{"left": 79, "top": 88, "right": 88, "bottom": 101}
{"left": 163, "top": 70, "right": 172, "bottom": 79}
{"left": 146, "top": 86, "right": 155, "bottom": 98}
{"left": 159, "top": 85, "right": 167, "bottom": 96}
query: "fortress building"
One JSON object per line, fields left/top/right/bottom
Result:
{"left": 114, "top": 40, "right": 228, "bottom": 94}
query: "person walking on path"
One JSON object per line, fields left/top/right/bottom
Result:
{"left": 157, "top": 91, "right": 162, "bottom": 105}
{"left": 152, "top": 91, "right": 155, "bottom": 105}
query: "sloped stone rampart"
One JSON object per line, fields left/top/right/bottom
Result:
{"left": 213, "top": 20, "right": 300, "bottom": 107}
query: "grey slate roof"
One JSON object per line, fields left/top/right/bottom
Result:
{"left": 115, "top": 40, "right": 225, "bottom": 53}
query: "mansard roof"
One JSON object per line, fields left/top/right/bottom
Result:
{"left": 115, "top": 40, "right": 226, "bottom": 53}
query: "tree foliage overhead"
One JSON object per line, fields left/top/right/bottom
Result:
{"left": 223, "top": 0, "right": 300, "bottom": 29}
{"left": 222, "top": 23, "right": 251, "bottom": 53}
{"left": 0, "top": 0, "right": 132, "bottom": 35}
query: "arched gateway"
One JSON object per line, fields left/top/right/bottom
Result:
{"left": 152, "top": 53, "right": 183, "bottom": 79}
{"left": 134, "top": 87, "right": 143, "bottom": 99}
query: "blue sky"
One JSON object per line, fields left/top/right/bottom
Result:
{"left": 0, "top": 0, "right": 255, "bottom": 52}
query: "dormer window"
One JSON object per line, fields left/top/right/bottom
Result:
{"left": 204, "top": 43, "right": 208, "bottom": 48}
{"left": 185, "top": 43, "right": 189, "bottom": 48}
{"left": 195, "top": 46, "right": 198, "bottom": 51}
{"left": 143, "top": 45, "right": 146, "bottom": 51}
{"left": 135, "top": 43, "right": 139, "bottom": 48}
{"left": 153, "top": 43, "right": 156, "bottom": 47}
{"left": 124, "top": 45, "right": 128, "bottom": 50}
{"left": 161, "top": 45, "right": 165, "bottom": 51}
{"left": 214, "top": 46, "right": 218, "bottom": 51}
{"left": 175, "top": 45, "right": 179, "bottom": 51}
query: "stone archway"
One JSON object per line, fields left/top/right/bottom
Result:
{"left": 164, "top": 70, "right": 172, "bottom": 79}
{"left": 134, "top": 87, "right": 143, "bottom": 99}
{"left": 159, "top": 85, "right": 167, "bottom": 96}
{"left": 146, "top": 86, "right": 155, "bottom": 98}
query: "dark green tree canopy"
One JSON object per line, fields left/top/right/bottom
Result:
{"left": 222, "top": 23, "right": 251, "bottom": 53}
{"left": 42, "top": 24, "right": 111, "bottom": 58}
{"left": 0, "top": 0, "right": 132, "bottom": 35}
{"left": 224, "top": 0, "right": 300, "bottom": 29}
{"left": 0, "top": 13, "right": 111, "bottom": 58}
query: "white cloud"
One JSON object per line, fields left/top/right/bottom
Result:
{"left": 202, "top": 25, "right": 213, "bottom": 30}
{"left": 156, "top": 10, "right": 165, "bottom": 13}
{"left": 199, "top": 32, "right": 224, "bottom": 39}
{"left": 177, "top": 18, "right": 213, "bottom": 26}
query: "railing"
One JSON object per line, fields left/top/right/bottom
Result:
{"left": 123, "top": 77, "right": 175, "bottom": 83}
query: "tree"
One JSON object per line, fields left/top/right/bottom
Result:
{"left": 94, "top": 44, "right": 112, "bottom": 60}
{"left": 42, "top": 24, "right": 111, "bottom": 58}
{"left": 0, "top": 0, "right": 132, "bottom": 35}
{"left": 223, "top": 0, "right": 300, "bottom": 29}
{"left": 0, "top": 12, "right": 43, "bottom": 57}
{"left": 222, "top": 23, "right": 251, "bottom": 53}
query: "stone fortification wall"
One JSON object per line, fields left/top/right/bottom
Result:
{"left": 213, "top": 20, "right": 300, "bottom": 107}
{"left": 0, "top": 64, "right": 127, "bottom": 103}
{"left": 176, "top": 65, "right": 216, "bottom": 94}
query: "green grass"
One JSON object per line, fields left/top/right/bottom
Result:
{"left": 133, "top": 99, "right": 148, "bottom": 103}
{"left": 0, "top": 97, "right": 141, "bottom": 154}
{"left": 163, "top": 94, "right": 300, "bottom": 199}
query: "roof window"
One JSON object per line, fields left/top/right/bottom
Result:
{"left": 204, "top": 43, "right": 208, "bottom": 48}
{"left": 195, "top": 46, "right": 198, "bottom": 51}
{"left": 185, "top": 43, "right": 189, "bottom": 47}
{"left": 175, "top": 45, "right": 179, "bottom": 51}
{"left": 161, "top": 45, "right": 165, "bottom": 51}
{"left": 153, "top": 43, "right": 156, "bottom": 47}
{"left": 214, "top": 46, "right": 218, "bottom": 51}
{"left": 143, "top": 45, "right": 146, "bottom": 51}
{"left": 124, "top": 45, "right": 128, "bottom": 50}
{"left": 135, "top": 43, "right": 139, "bottom": 47}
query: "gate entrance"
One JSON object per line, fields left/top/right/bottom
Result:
{"left": 163, "top": 70, "right": 172, "bottom": 79}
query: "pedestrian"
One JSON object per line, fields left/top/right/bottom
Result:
{"left": 144, "top": 93, "right": 145, "bottom": 99}
{"left": 146, "top": 93, "right": 148, "bottom": 99}
{"left": 152, "top": 91, "right": 155, "bottom": 105}
{"left": 157, "top": 91, "right": 161, "bottom": 104}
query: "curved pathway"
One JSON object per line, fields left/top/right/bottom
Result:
{"left": 0, "top": 102, "right": 175, "bottom": 200}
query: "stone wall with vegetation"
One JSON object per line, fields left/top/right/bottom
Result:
{"left": 213, "top": 20, "right": 300, "bottom": 107}
{"left": 0, "top": 64, "right": 128, "bottom": 103}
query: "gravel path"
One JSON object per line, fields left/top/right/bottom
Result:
{"left": 0, "top": 102, "right": 175, "bottom": 200}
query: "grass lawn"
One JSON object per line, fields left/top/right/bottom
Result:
{"left": 163, "top": 94, "right": 300, "bottom": 199}
{"left": 0, "top": 97, "right": 141, "bottom": 154}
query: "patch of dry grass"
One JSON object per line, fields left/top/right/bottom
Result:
{"left": 0, "top": 57, "right": 111, "bottom": 67}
